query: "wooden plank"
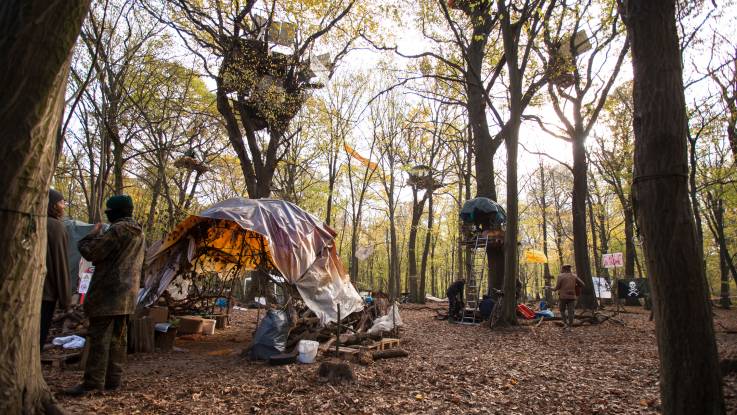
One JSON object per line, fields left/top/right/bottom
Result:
{"left": 41, "top": 352, "right": 82, "bottom": 369}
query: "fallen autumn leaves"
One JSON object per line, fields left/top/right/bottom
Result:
{"left": 45, "top": 306, "right": 737, "bottom": 414}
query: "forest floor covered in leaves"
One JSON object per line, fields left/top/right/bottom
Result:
{"left": 46, "top": 305, "right": 737, "bottom": 414}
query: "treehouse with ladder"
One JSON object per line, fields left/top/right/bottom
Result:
{"left": 458, "top": 197, "right": 506, "bottom": 324}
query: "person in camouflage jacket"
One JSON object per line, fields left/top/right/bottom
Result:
{"left": 65, "top": 195, "right": 145, "bottom": 396}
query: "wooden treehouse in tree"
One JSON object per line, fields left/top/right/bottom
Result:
{"left": 546, "top": 30, "right": 592, "bottom": 88}
{"left": 218, "top": 16, "right": 332, "bottom": 134}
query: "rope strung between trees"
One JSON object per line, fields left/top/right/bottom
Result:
{"left": 632, "top": 172, "right": 688, "bottom": 184}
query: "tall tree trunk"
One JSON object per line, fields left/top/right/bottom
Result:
{"left": 464, "top": 6, "right": 496, "bottom": 201}
{"left": 0, "top": 2, "right": 90, "bottom": 413}
{"left": 496, "top": 0, "right": 522, "bottom": 326}
{"left": 388, "top": 204, "right": 400, "bottom": 298}
{"left": 625, "top": 1, "right": 725, "bottom": 412}
{"left": 623, "top": 204, "right": 636, "bottom": 278}
{"left": 111, "top": 132, "right": 124, "bottom": 194}
{"left": 587, "top": 194, "right": 602, "bottom": 279}
{"left": 349, "top": 220, "right": 360, "bottom": 284}
{"left": 571, "top": 132, "right": 597, "bottom": 309}
{"left": 325, "top": 174, "right": 336, "bottom": 226}
{"left": 688, "top": 133, "right": 708, "bottom": 280}
{"left": 540, "top": 166, "right": 553, "bottom": 303}
{"left": 146, "top": 173, "right": 162, "bottom": 235}
{"left": 706, "top": 195, "right": 737, "bottom": 289}
{"left": 407, "top": 191, "right": 420, "bottom": 302}
{"left": 407, "top": 190, "right": 427, "bottom": 303}
{"left": 719, "top": 247, "right": 731, "bottom": 309}
{"left": 419, "top": 192, "right": 434, "bottom": 304}
{"left": 430, "top": 231, "right": 437, "bottom": 297}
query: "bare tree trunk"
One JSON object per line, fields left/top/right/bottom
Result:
{"left": 146, "top": 174, "right": 162, "bottom": 235}
{"left": 719, "top": 248, "right": 731, "bottom": 309}
{"left": 587, "top": 193, "right": 602, "bottom": 279}
{"left": 430, "top": 231, "right": 437, "bottom": 297}
{"left": 540, "top": 166, "right": 553, "bottom": 303}
{"left": 111, "top": 131, "right": 124, "bottom": 194}
{"left": 496, "top": 0, "right": 524, "bottom": 326}
{"left": 572, "top": 132, "right": 597, "bottom": 309}
{"left": 625, "top": 1, "right": 725, "bottom": 412}
{"left": 688, "top": 132, "right": 708, "bottom": 280}
{"left": 0, "top": 2, "right": 89, "bottom": 413}
{"left": 407, "top": 189, "right": 428, "bottom": 302}
{"left": 419, "top": 192, "right": 434, "bottom": 304}
{"left": 623, "top": 204, "right": 636, "bottom": 277}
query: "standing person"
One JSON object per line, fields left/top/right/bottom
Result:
{"left": 40, "top": 189, "right": 71, "bottom": 349}
{"left": 553, "top": 264, "right": 584, "bottom": 330}
{"left": 446, "top": 278, "right": 465, "bottom": 321}
{"left": 64, "top": 195, "right": 145, "bottom": 396}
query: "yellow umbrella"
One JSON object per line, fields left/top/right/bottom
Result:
{"left": 524, "top": 249, "right": 548, "bottom": 264}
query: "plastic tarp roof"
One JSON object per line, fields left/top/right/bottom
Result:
{"left": 137, "top": 198, "right": 363, "bottom": 324}
{"left": 460, "top": 197, "right": 507, "bottom": 226}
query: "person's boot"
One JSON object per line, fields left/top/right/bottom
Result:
{"left": 104, "top": 380, "right": 121, "bottom": 392}
{"left": 62, "top": 384, "right": 98, "bottom": 397}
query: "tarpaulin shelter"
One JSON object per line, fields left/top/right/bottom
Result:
{"left": 460, "top": 197, "right": 507, "bottom": 228}
{"left": 137, "top": 198, "right": 363, "bottom": 324}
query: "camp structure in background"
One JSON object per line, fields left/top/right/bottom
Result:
{"left": 138, "top": 198, "right": 364, "bottom": 324}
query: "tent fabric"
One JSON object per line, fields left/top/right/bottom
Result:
{"left": 63, "top": 220, "right": 109, "bottom": 291}
{"left": 137, "top": 198, "right": 364, "bottom": 324}
{"left": 460, "top": 197, "right": 507, "bottom": 226}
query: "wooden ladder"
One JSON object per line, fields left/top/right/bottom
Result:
{"left": 460, "top": 235, "right": 488, "bottom": 324}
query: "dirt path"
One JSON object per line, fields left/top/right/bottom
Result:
{"left": 45, "top": 306, "right": 737, "bottom": 414}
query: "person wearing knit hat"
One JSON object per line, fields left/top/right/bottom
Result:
{"left": 40, "top": 189, "right": 72, "bottom": 349}
{"left": 104, "top": 195, "right": 134, "bottom": 223}
{"left": 65, "top": 195, "right": 145, "bottom": 396}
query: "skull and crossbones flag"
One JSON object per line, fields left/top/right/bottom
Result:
{"left": 617, "top": 279, "right": 649, "bottom": 299}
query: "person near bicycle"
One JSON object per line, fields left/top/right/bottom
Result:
{"left": 446, "top": 278, "right": 465, "bottom": 321}
{"left": 479, "top": 294, "right": 495, "bottom": 320}
{"left": 553, "top": 264, "right": 585, "bottom": 330}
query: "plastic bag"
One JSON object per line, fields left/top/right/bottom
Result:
{"left": 249, "top": 309, "right": 289, "bottom": 360}
{"left": 52, "top": 335, "right": 86, "bottom": 349}
{"left": 368, "top": 304, "right": 403, "bottom": 335}
{"left": 535, "top": 309, "right": 555, "bottom": 318}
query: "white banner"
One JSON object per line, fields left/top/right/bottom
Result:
{"left": 78, "top": 258, "right": 94, "bottom": 294}
{"left": 592, "top": 277, "right": 612, "bottom": 299}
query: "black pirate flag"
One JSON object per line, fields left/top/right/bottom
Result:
{"left": 617, "top": 279, "right": 649, "bottom": 299}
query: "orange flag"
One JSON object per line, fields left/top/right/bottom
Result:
{"left": 344, "top": 143, "right": 378, "bottom": 170}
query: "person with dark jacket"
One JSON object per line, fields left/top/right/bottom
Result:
{"left": 446, "top": 279, "right": 465, "bottom": 321}
{"left": 65, "top": 195, "right": 145, "bottom": 396}
{"left": 41, "top": 189, "right": 71, "bottom": 348}
{"left": 478, "top": 294, "right": 495, "bottom": 321}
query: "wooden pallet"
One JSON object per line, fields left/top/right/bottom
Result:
{"left": 326, "top": 347, "right": 361, "bottom": 359}
{"left": 378, "top": 338, "right": 400, "bottom": 350}
{"left": 41, "top": 352, "right": 82, "bottom": 369}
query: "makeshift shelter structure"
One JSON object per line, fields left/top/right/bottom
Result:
{"left": 137, "top": 198, "right": 364, "bottom": 324}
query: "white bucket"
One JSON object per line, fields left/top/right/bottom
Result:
{"left": 297, "top": 340, "right": 319, "bottom": 364}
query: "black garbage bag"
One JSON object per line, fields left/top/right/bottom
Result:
{"left": 460, "top": 197, "right": 507, "bottom": 227}
{"left": 249, "top": 309, "right": 290, "bottom": 360}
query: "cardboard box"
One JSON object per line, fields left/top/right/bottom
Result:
{"left": 145, "top": 306, "right": 169, "bottom": 325}
{"left": 178, "top": 316, "right": 203, "bottom": 334}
